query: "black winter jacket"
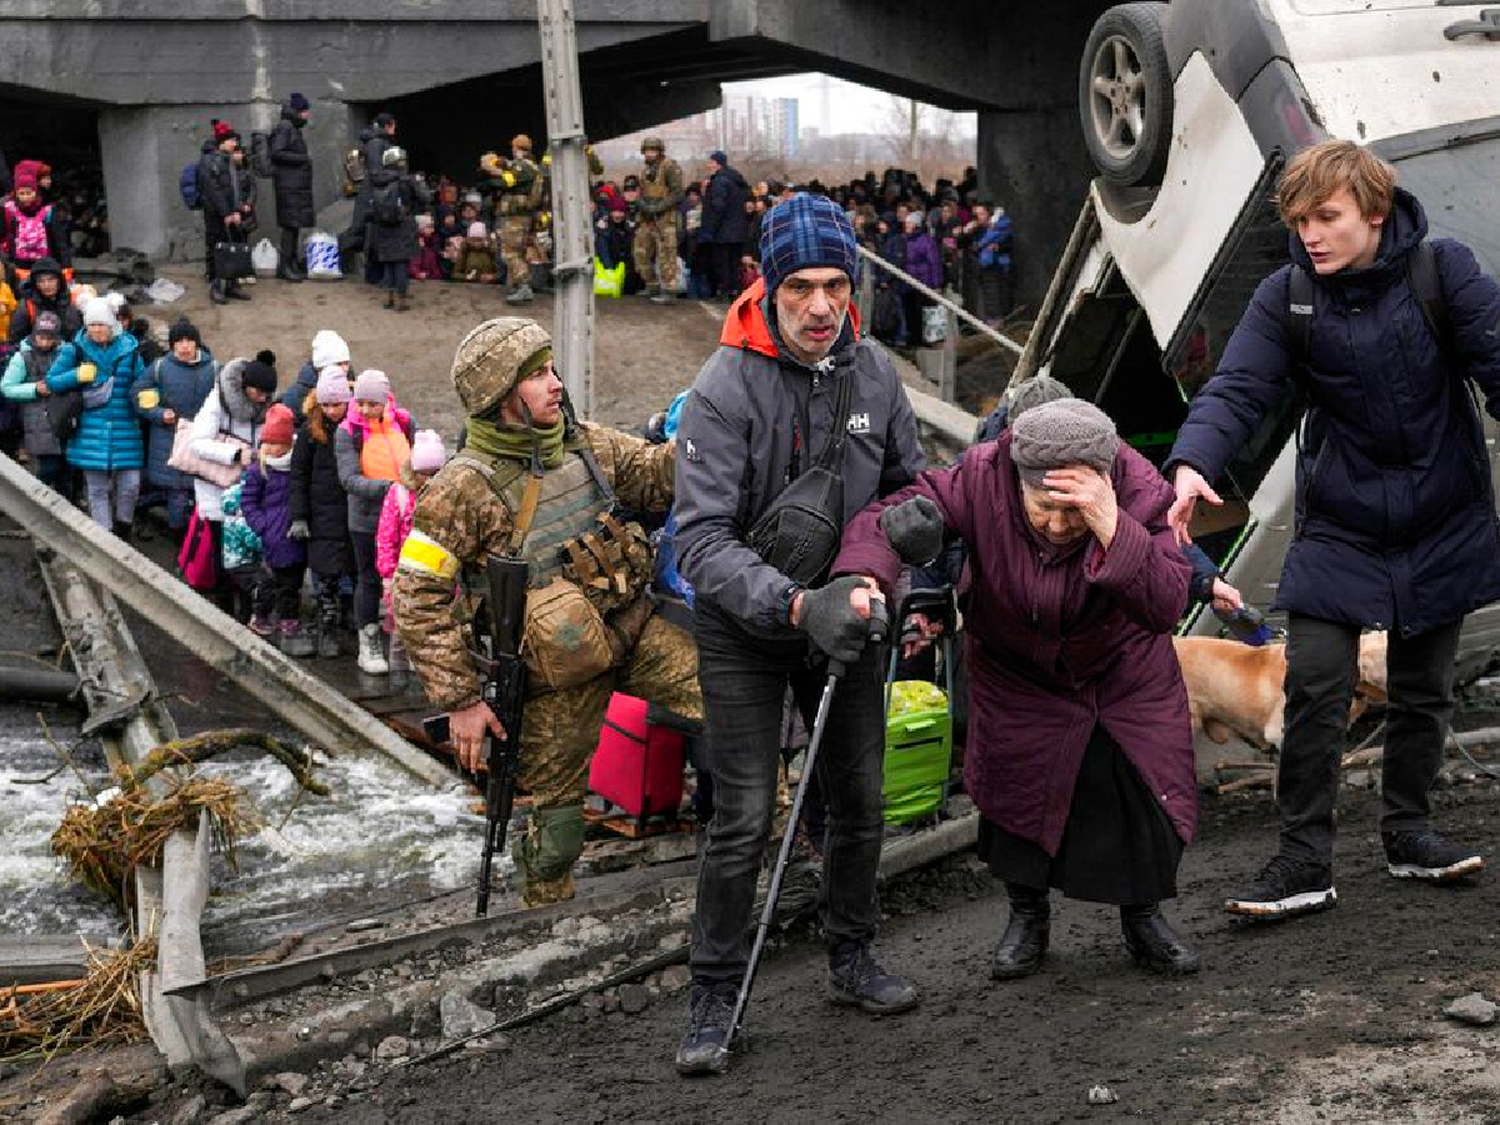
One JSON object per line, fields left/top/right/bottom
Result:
{"left": 702, "top": 165, "right": 750, "bottom": 244}
{"left": 270, "top": 103, "right": 316, "bottom": 229}
{"left": 1166, "top": 189, "right": 1500, "bottom": 637}
{"left": 289, "top": 419, "right": 353, "bottom": 576}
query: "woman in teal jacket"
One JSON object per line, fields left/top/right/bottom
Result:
{"left": 46, "top": 297, "right": 146, "bottom": 535}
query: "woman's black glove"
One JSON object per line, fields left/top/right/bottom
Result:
{"left": 797, "top": 575, "right": 876, "bottom": 665}
{"left": 879, "top": 496, "right": 944, "bottom": 564}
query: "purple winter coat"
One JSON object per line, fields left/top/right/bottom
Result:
{"left": 835, "top": 431, "right": 1198, "bottom": 854}
{"left": 240, "top": 457, "right": 306, "bottom": 570}
{"left": 902, "top": 231, "right": 943, "bottom": 290}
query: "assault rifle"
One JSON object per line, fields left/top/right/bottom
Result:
{"left": 424, "top": 555, "right": 530, "bottom": 917}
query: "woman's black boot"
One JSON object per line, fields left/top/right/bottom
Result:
{"left": 1121, "top": 904, "right": 1201, "bottom": 975}
{"left": 991, "top": 883, "right": 1050, "bottom": 980}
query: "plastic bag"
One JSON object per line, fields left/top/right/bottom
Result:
{"left": 144, "top": 277, "right": 186, "bottom": 304}
{"left": 305, "top": 230, "right": 342, "bottom": 280}
{"left": 921, "top": 304, "right": 948, "bottom": 345}
{"left": 593, "top": 259, "right": 625, "bottom": 298}
{"left": 251, "top": 238, "right": 279, "bottom": 277}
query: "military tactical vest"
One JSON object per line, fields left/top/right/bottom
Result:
{"left": 639, "top": 159, "right": 677, "bottom": 202}
{"left": 452, "top": 447, "right": 606, "bottom": 589}
{"left": 498, "top": 158, "right": 541, "bottom": 216}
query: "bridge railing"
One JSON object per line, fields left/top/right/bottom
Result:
{"left": 853, "top": 245, "right": 1022, "bottom": 405}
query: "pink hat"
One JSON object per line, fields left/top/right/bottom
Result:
{"left": 315, "top": 365, "right": 354, "bottom": 404}
{"left": 410, "top": 429, "right": 447, "bottom": 474}
{"left": 467, "top": 221, "right": 488, "bottom": 239}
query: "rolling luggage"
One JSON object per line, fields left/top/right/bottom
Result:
{"left": 884, "top": 586, "right": 958, "bottom": 824}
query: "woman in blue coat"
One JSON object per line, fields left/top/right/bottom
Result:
{"left": 47, "top": 297, "right": 147, "bottom": 536}
{"left": 1166, "top": 142, "right": 1500, "bottom": 921}
{"left": 131, "top": 318, "right": 217, "bottom": 540}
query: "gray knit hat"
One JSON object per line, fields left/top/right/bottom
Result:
{"left": 1007, "top": 375, "right": 1071, "bottom": 423}
{"left": 1009, "top": 398, "right": 1120, "bottom": 490}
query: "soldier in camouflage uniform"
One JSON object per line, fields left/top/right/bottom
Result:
{"left": 632, "top": 136, "right": 685, "bottom": 305}
{"left": 479, "top": 134, "right": 542, "bottom": 305}
{"left": 393, "top": 316, "right": 701, "bottom": 906}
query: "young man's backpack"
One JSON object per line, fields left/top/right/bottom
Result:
{"left": 180, "top": 163, "right": 203, "bottom": 211}
{"left": 371, "top": 180, "right": 406, "bottom": 226}
{"left": 249, "top": 131, "right": 275, "bottom": 179}
{"left": 343, "top": 148, "right": 367, "bottom": 197}
{"left": 1286, "top": 241, "right": 1453, "bottom": 370}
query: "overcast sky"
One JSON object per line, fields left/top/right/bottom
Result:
{"left": 723, "top": 72, "right": 977, "bottom": 137}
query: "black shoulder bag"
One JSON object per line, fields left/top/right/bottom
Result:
{"left": 747, "top": 370, "right": 854, "bottom": 586}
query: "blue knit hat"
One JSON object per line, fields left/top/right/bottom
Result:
{"left": 289, "top": 92, "right": 311, "bottom": 112}
{"left": 758, "top": 192, "right": 860, "bottom": 296}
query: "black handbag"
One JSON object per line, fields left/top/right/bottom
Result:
{"left": 213, "top": 239, "right": 253, "bottom": 280}
{"left": 747, "top": 370, "right": 854, "bottom": 586}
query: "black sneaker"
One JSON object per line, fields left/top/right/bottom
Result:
{"left": 1224, "top": 854, "right": 1336, "bottom": 918}
{"left": 1384, "top": 830, "right": 1484, "bottom": 882}
{"left": 827, "top": 941, "right": 918, "bottom": 1014}
{"left": 674, "top": 979, "right": 737, "bottom": 1077}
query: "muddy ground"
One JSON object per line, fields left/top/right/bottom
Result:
{"left": 141, "top": 267, "right": 730, "bottom": 441}
{"left": 228, "top": 784, "right": 1500, "bottom": 1125}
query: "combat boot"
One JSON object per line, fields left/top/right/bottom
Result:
{"left": 504, "top": 286, "right": 527, "bottom": 306}
{"left": 649, "top": 287, "right": 675, "bottom": 305}
{"left": 521, "top": 871, "right": 575, "bottom": 908}
{"left": 991, "top": 883, "right": 1050, "bottom": 980}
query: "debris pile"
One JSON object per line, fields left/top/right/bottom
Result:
{"left": 0, "top": 938, "right": 156, "bottom": 1064}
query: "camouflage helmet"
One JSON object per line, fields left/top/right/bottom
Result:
{"left": 640, "top": 136, "right": 665, "bottom": 154}
{"left": 451, "top": 317, "right": 553, "bottom": 418}
{"left": 511, "top": 133, "right": 533, "bottom": 153}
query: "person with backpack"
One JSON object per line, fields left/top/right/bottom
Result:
{"left": 8, "top": 258, "right": 81, "bottom": 346}
{"left": 1165, "top": 141, "right": 1500, "bottom": 921}
{"left": 1, "top": 310, "right": 72, "bottom": 493}
{"left": 131, "top": 318, "right": 218, "bottom": 544}
{"left": 335, "top": 369, "right": 415, "bottom": 674}
{"left": 366, "top": 147, "right": 428, "bottom": 313}
{"left": 288, "top": 366, "right": 356, "bottom": 659}
{"left": 349, "top": 113, "right": 398, "bottom": 285}
{"left": 196, "top": 121, "right": 253, "bottom": 306}
{"left": 45, "top": 298, "right": 147, "bottom": 535}
{"left": 2, "top": 166, "right": 71, "bottom": 270}
{"left": 268, "top": 93, "right": 314, "bottom": 283}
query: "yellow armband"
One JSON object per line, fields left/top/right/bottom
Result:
{"left": 398, "top": 530, "right": 460, "bottom": 580}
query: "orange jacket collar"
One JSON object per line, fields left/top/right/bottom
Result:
{"left": 718, "top": 276, "right": 862, "bottom": 359}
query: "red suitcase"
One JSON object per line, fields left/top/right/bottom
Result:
{"left": 588, "top": 693, "right": 685, "bottom": 822}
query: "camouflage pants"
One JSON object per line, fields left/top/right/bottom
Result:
{"left": 513, "top": 612, "right": 702, "bottom": 904}
{"left": 632, "top": 215, "right": 678, "bottom": 288}
{"left": 500, "top": 215, "right": 531, "bottom": 291}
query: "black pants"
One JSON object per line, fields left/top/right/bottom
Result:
{"left": 711, "top": 242, "right": 742, "bottom": 297}
{"left": 382, "top": 260, "right": 409, "bottom": 297}
{"left": 254, "top": 563, "right": 306, "bottom": 619}
{"left": 350, "top": 531, "right": 382, "bottom": 627}
{"left": 690, "top": 604, "right": 886, "bottom": 983}
{"left": 1279, "top": 614, "right": 1463, "bottom": 864}
{"left": 279, "top": 225, "right": 301, "bottom": 271}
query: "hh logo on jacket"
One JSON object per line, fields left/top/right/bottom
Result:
{"left": 846, "top": 412, "right": 871, "bottom": 435}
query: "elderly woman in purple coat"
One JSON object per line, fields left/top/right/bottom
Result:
{"left": 835, "top": 398, "right": 1200, "bottom": 978}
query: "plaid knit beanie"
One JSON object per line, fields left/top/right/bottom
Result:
{"left": 758, "top": 192, "right": 860, "bottom": 296}
{"left": 1009, "top": 398, "right": 1120, "bottom": 490}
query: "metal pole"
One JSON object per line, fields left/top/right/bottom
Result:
{"left": 537, "top": 0, "right": 595, "bottom": 418}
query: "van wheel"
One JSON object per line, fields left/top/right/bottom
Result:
{"left": 1079, "top": 2, "right": 1173, "bottom": 187}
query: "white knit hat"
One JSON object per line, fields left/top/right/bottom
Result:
{"left": 311, "top": 329, "right": 350, "bottom": 370}
{"left": 82, "top": 297, "right": 118, "bottom": 332}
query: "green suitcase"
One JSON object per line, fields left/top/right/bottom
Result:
{"left": 883, "top": 587, "right": 957, "bottom": 825}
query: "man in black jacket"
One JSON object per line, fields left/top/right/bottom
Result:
{"left": 700, "top": 151, "right": 750, "bottom": 299}
{"left": 269, "top": 93, "right": 314, "bottom": 282}
{"left": 197, "top": 122, "right": 252, "bottom": 305}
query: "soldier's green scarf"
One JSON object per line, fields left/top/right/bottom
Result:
{"left": 465, "top": 417, "right": 567, "bottom": 469}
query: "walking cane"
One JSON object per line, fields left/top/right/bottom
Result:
{"left": 723, "top": 596, "right": 890, "bottom": 1057}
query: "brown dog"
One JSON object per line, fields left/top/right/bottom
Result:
{"left": 1173, "top": 632, "right": 1388, "bottom": 750}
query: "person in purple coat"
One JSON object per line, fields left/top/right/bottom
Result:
{"left": 900, "top": 212, "right": 943, "bottom": 346}
{"left": 239, "top": 403, "right": 313, "bottom": 655}
{"left": 836, "top": 398, "right": 1201, "bottom": 978}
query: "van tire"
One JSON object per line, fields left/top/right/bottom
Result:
{"left": 1080, "top": 2, "right": 1174, "bottom": 187}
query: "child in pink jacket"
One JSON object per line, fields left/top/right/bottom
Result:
{"left": 377, "top": 428, "right": 447, "bottom": 680}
